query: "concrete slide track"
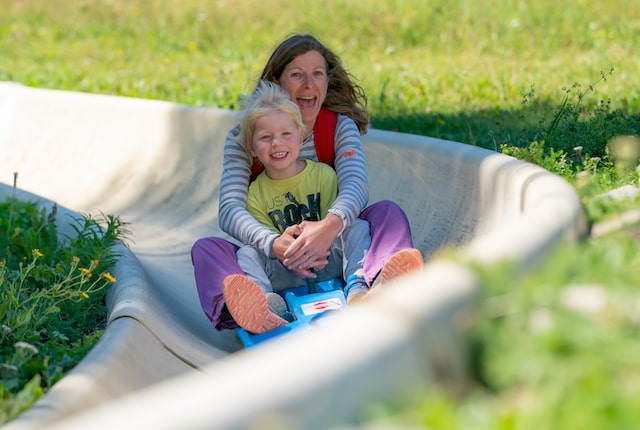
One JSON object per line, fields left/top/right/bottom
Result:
{"left": 0, "top": 82, "right": 587, "bottom": 429}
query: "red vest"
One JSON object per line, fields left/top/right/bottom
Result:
{"left": 250, "top": 108, "right": 337, "bottom": 182}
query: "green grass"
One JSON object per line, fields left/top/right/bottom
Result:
{"left": 2, "top": 0, "right": 639, "bottom": 140}
{"left": 2, "top": 0, "right": 640, "bottom": 427}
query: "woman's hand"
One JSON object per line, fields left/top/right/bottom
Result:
{"left": 282, "top": 214, "right": 343, "bottom": 277}
{"left": 270, "top": 225, "right": 323, "bottom": 278}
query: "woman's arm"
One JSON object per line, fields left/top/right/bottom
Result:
{"left": 330, "top": 115, "right": 369, "bottom": 224}
{"left": 283, "top": 115, "right": 369, "bottom": 270}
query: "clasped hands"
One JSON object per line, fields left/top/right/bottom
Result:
{"left": 270, "top": 215, "right": 342, "bottom": 278}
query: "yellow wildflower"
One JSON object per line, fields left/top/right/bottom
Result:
{"left": 80, "top": 292, "right": 89, "bottom": 299}
{"left": 72, "top": 256, "right": 80, "bottom": 263}
{"left": 32, "top": 249, "right": 44, "bottom": 258}
{"left": 102, "top": 272, "right": 117, "bottom": 283}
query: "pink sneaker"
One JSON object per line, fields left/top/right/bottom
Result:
{"left": 378, "top": 248, "right": 424, "bottom": 285}
{"left": 223, "top": 274, "right": 288, "bottom": 334}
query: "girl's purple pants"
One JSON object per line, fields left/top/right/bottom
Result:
{"left": 191, "top": 200, "right": 413, "bottom": 330}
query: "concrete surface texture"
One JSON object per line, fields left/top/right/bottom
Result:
{"left": 0, "top": 82, "right": 587, "bottom": 429}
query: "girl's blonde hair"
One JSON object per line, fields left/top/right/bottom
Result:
{"left": 237, "top": 80, "right": 305, "bottom": 151}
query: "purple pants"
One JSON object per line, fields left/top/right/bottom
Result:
{"left": 191, "top": 200, "right": 413, "bottom": 330}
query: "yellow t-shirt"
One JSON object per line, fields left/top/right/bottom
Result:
{"left": 246, "top": 159, "right": 338, "bottom": 234}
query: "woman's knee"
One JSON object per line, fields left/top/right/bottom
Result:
{"left": 373, "top": 199, "right": 404, "bottom": 216}
{"left": 361, "top": 199, "right": 407, "bottom": 221}
{"left": 191, "top": 237, "right": 238, "bottom": 261}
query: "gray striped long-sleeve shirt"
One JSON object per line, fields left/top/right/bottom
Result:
{"left": 218, "top": 114, "right": 369, "bottom": 257}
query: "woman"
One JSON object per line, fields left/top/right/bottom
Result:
{"left": 192, "top": 34, "right": 422, "bottom": 330}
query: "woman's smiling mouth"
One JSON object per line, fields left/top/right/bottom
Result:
{"left": 297, "top": 96, "right": 316, "bottom": 108}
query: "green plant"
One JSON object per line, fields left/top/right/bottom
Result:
{"left": 507, "top": 70, "right": 640, "bottom": 155}
{"left": 0, "top": 192, "right": 128, "bottom": 424}
{"left": 501, "top": 140, "right": 572, "bottom": 177}
{"left": 499, "top": 72, "right": 639, "bottom": 227}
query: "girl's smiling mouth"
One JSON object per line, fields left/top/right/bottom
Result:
{"left": 271, "top": 151, "right": 288, "bottom": 159}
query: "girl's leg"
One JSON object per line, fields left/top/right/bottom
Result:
{"left": 340, "top": 218, "right": 371, "bottom": 279}
{"left": 236, "top": 245, "right": 274, "bottom": 293}
{"left": 359, "top": 200, "right": 415, "bottom": 285}
{"left": 191, "top": 237, "right": 242, "bottom": 330}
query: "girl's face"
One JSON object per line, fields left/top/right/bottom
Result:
{"left": 251, "top": 109, "right": 303, "bottom": 180}
{"left": 277, "top": 50, "right": 328, "bottom": 134}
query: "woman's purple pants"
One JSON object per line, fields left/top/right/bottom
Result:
{"left": 191, "top": 200, "right": 413, "bottom": 330}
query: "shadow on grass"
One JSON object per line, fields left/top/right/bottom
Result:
{"left": 372, "top": 99, "right": 640, "bottom": 158}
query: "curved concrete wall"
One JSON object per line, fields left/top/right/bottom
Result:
{"left": 0, "top": 83, "right": 587, "bottom": 429}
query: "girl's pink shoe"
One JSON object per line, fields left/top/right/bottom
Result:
{"left": 223, "top": 274, "right": 288, "bottom": 334}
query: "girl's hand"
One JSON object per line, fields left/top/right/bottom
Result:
{"left": 270, "top": 225, "right": 300, "bottom": 262}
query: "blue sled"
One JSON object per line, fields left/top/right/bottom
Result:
{"left": 236, "top": 278, "right": 346, "bottom": 348}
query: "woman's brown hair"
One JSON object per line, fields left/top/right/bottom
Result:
{"left": 259, "top": 34, "right": 369, "bottom": 134}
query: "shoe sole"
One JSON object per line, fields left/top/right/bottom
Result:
{"left": 223, "top": 274, "right": 288, "bottom": 334}
{"left": 379, "top": 248, "right": 424, "bottom": 285}
{"left": 346, "top": 288, "right": 367, "bottom": 305}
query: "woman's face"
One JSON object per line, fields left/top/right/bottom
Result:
{"left": 277, "top": 50, "right": 328, "bottom": 133}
